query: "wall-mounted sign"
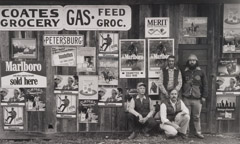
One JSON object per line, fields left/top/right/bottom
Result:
{"left": 182, "top": 17, "right": 208, "bottom": 37}
{"left": 51, "top": 47, "right": 77, "bottom": 67}
{"left": 1, "top": 88, "right": 25, "bottom": 106}
{"left": 3, "top": 106, "right": 24, "bottom": 130}
{"left": 79, "top": 75, "right": 98, "bottom": 100}
{"left": 145, "top": 17, "right": 169, "bottom": 38}
{"left": 12, "top": 39, "right": 37, "bottom": 59}
{"left": 56, "top": 93, "right": 77, "bottom": 118}
{"left": 43, "top": 35, "right": 84, "bottom": 46}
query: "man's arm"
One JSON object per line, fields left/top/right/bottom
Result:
{"left": 180, "top": 100, "right": 189, "bottom": 114}
{"left": 160, "top": 103, "right": 180, "bottom": 129}
{"left": 175, "top": 70, "right": 183, "bottom": 91}
{"left": 158, "top": 69, "right": 168, "bottom": 95}
{"left": 128, "top": 98, "right": 141, "bottom": 117}
{"left": 146, "top": 98, "right": 155, "bottom": 118}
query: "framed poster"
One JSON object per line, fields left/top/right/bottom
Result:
{"left": 79, "top": 100, "right": 98, "bottom": 123}
{"left": 56, "top": 93, "right": 77, "bottom": 118}
{"left": 51, "top": 47, "right": 77, "bottom": 66}
{"left": 223, "top": 29, "right": 240, "bottom": 53}
{"left": 119, "top": 39, "right": 145, "bottom": 78}
{"left": 148, "top": 79, "right": 159, "bottom": 95}
{"left": 98, "top": 87, "right": 123, "bottom": 106}
{"left": 24, "top": 88, "right": 46, "bottom": 111}
{"left": 3, "top": 106, "right": 24, "bottom": 130}
{"left": 11, "top": 38, "right": 37, "bottom": 59}
{"left": 79, "top": 75, "right": 98, "bottom": 100}
{"left": 99, "top": 32, "right": 119, "bottom": 54}
{"left": 218, "top": 58, "right": 240, "bottom": 76}
{"left": 148, "top": 39, "right": 174, "bottom": 77}
{"left": 145, "top": 17, "right": 169, "bottom": 38}
{"left": 54, "top": 75, "right": 78, "bottom": 93}
{"left": 216, "top": 76, "right": 240, "bottom": 93}
{"left": 224, "top": 4, "right": 240, "bottom": 29}
{"left": 77, "top": 47, "right": 96, "bottom": 73}
{"left": 182, "top": 17, "right": 208, "bottom": 37}
{"left": 0, "top": 88, "right": 25, "bottom": 106}
{"left": 216, "top": 95, "right": 236, "bottom": 111}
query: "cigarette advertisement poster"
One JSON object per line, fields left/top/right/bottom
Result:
{"left": 119, "top": 39, "right": 145, "bottom": 78}
{"left": 148, "top": 79, "right": 159, "bottom": 95}
{"left": 3, "top": 106, "right": 24, "bottom": 130}
{"left": 99, "top": 33, "right": 119, "bottom": 54}
{"left": 1, "top": 61, "right": 47, "bottom": 88}
{"left": 98, "top": 55, "right": 118, "bottom": 86}
{"left": 148, "top": 39, "right": 174, "bottom": 77}
{"left": 218, "top": 59, "right": 240, "bottom": 76}
{"left": 224, "top": 4, "right": 240, "bottom": 29}
{"left": 56, "top": 93, "right": 77, "bottom": 118}
{"left": 79, "top": 76, "right": 98, "bottom": 100}
{"left": 223, "top": 29, "right": 240, "bottom": 53}
{"left": 182, "top": 17, "right": 208, "bottom": 37}
{"left": 44, "top": 35, "right": 84, "bottom": 46}
{"left": 54, "top": 75, "right": 78, "bottom": 93}
{"left": 145, "top": 17, "right": 169, "bottom": 38}
{"left": 51, "top": 47, "right": 77, "bottom": 67}
{"left": 0, "top": 88, "right": 25, "bottom": 106}
{"left": 79, "top": 100, "right": 98, "bottom": 123}
{"left": 98, "top": 86, "right": 123, "bottom": 106}
{"left": 77, "top": 47, "right": 96, "bottom": 73}
{"left": 12, "top": 39, "right": 37, "bottom": 59}
{"left": 216, "top": 95, "right": 236, "bottom": 111}
{"left": 216, "top": 76, "right": 240, "bottom": 93}
{"left": 24, "top": 88, "right": 46, "bottom": 111}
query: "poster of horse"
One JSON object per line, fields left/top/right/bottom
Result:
{"left": 182, "top": 17, "right": 207, "bottom": 37}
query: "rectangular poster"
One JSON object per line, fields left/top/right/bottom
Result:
{"left": 79, "top": 100, "right": 98, "bottom": 123}
{"left": 216, "top": 76, "right": 240, "bottom": 93}
{"left": 182, "top": 17, "right": 208, "bottom": 37}
{"left": 51, "top": 47, "right": 77, "bottom": 66}
{"left": 145, "top": 17, "right": 170, "bottom": 38}
{"left": 223, "top": 29, "right": 240, "bottom": 53}
{"left": 216, "top": 95, "right": 236, "bottom": 111}
{"left": 1, "top": 88, "right": 25, "bottom": 106}
{"left": 56, "top": 93, "right": 77, "bottom": 118}
{"left": 77, "top": 47, "right": 96, "bottom": 73}
{"left": 44, "top": 35, "right": 84, "bottom": 46}
{"left": 98, "top": 86, "right": 123, "bottom": 106}
{"left": 224, "top": 4, "right": 240, "bottom": 29}
{"left": 12, "top": 38, "right": 37, "bottom": 59}
{"left": 79, "top": 75, "right": 98, "bottom": 100}
{"left": 54, "top": 75, "right": 78, "bottom": 93}
{"left": 218, "top": 58, "right": 240, "bottom": 76}
{"left": 99, "top": 32, "right": 119, "bottom": 54}
{"left": 3, "top": 106, "right": 24, "bottom": 130}
{"left": 24, "top": 88, "right": 46, "bottom": 111}
{"left": 1, "top": 61, "right": 46, "bottom": 88}
{"left": 119, "top": 39, "right": 145, "bottom": 78}
{"left": 148, "top": 39, "right": 174, "bottom": 77}
{"left": 148, "top": 79, "right": 159, "bottom": 95}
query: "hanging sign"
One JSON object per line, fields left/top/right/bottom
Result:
{"left": 43, "top": 35, "right": 84, "bottom": 46}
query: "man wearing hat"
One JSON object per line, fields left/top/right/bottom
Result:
{"left": 54, "top": 75, "right": 63, "bottom": 89}
{"left": 62, "top": 76, "right": 74, "bottom": 90}
{"left": 0, "top": 88, "right": 9, "bottom": 101}
{"left": 127, "top": 82, "right": 157, "bottom": 139}
{"left": 182, "top": 54, "right": 208, "bottom": 139}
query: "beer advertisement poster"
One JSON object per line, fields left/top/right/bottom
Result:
{"left": 3, "top": 106, "right": 24, "bottom": 130}
{"left": 99, "top": 32, "right": 119, "bottom": 54}
{"left": 98, "top": 86, "right": 123, "bottom": 106}
{"left": 119, "top": 39, "right": 146, "bottom": 78}
{"left": 54, "top": 75, "right": 78, "bottom": 93}
{"left": 148, "top": 39, "right": 174, "bottom": 77}
{"left": 145, "top": 17, "right": 169, "bottom": 38}
{"left": 218, "top": 58, "right": 240, "bottom": 76}
{"left": 1, "top": 61, "right": 46, "bottom": 88}
{"left": 24, "top": 88, "right": 46, "bottom": 111}
{"left": 182, "top": 17, "right": 208, "bottom": 37}
{"left": 51, "top": 47, "right": 77, "bottom": 66}
{"left": 56, "top": 93, "right": 77, "bottom": 118}
{"left": 79, "top": 75, "right": 98, "bottom": 100}
{"left": 0, "top": 88, "right": 25, "bottom": 106}
{"left": 79, "top": 100, "right": 98, "bottom": 123}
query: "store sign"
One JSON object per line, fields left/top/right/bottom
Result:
{"left": 145, "top": 17, "right": 170, "bottom": 38}
{"left": 43, "top": 35, "right": 84, "bottom": 46}
{"left": 0, "top": 5, "right": 131, "bottom": 31}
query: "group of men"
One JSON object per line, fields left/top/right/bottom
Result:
{"left": 127, "top": 54, "right": 208, "bottom": 140}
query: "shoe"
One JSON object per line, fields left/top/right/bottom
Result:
{"left": 128, "top": 132, "right": 136, "bottom": 139}
{"left": 178, "top": 132, "right": 188, "bottom": 139}
{"left": 143, "top": 131, "right": 150, "bottom": 137}
{"left": 195, "top": 133, "right": 204, "bottom": 139}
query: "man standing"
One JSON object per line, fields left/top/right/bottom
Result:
{"left": 160, "top": 89, "right": 190, "bottom": 139}
{"left": 127, "top": 82, "right": 157, "bottom": 139}
{"left": 182, "top": 54, "right": 208, "bottom": 139}
{"left": 158, "top": 55, "right": 182, "bottom": 100}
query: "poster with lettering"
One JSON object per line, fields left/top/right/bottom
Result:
{"left": 3, "top": 106, "right": 24, "bottom": 130}
{"left": 216, "top": 95, "right": 236, "bottom": 111}
{"left": 145, "top": 17, "right": 169, "bottom": 38}
{"left": 1, "top": 61, "right": 46, "bottom": 88}
{"left": 98, "top": 86, "right": 123, "bottom": 106}
{"left": 224, "top": 4, "right": 240, "bottom": 29}
{"left": 216, "top": 76, "right": 240, "bottom": 94}
{"left": 148, "top": 79, "right": 159, "bottom": 95}
{"left": 218, "top": 58, "right": 240, "bottom": 76}
{"left": 44, "top": 35, "right": 84, "bottom": 46}
{"left": 77, "top": 47, "right": 96, "bottom": 73}
{"left": 79, "top": 100, "right": 98, "bottom": 123}
{"left": 24, "top": 88, "right": 46, "bottom": 111}
{"left": 99, "top": 33, "right": 119, "bottom": 54}
{"left": 148, "top": 39, "right": 174, "bottom": 77}
{"left": 98, "top": 55, "right": 118, "bottom": 86}
{"left": 54, "top": 75, "right": 78, "bottom": 93}
{"left": 79, "top": 76, "right": 98, "bottom": 100}
{"left": 223, "top": 29, "right": 240, "bottom": 53}
{"left": 51, "top": 47, "right": 77, "bottom": 66}
{"left": 182, "top": 17, "right": 208, "bottom": 37}
{"left": 0, "top": 88, "right": 25, "bottom": 106}
{"left": 56, "top": 93, "right": 77, "bottom": 118}
{"left": 12, "top": 39, "right": 37, "bottom": 59}
{"left": 119, "top": 39, "right": 145, "bottom": 78}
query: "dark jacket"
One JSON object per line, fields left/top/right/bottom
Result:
{"left": 134, "top": 96, "right": 150, "bottom": 117}
{"left": 163, "top": 99, "right": 182, "bottom": 122}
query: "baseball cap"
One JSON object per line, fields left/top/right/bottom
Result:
{"left": 137, "top": 82, "right": 146, "bottom": 88}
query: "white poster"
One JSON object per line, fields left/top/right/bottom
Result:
{"left": 51, "top": 47, "right": 77, "bottom": 67}
{"left": 145, "top": 17, "right": 169, "bottom": 38}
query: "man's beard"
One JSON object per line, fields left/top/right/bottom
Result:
{"left": 186, "top": 61, "right": 198, "bottom": 70}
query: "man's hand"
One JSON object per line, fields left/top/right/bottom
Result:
{"left": 171, "top": 123, "right": 180, "bottom": 130}
{"left": 138, "top": 115, "right": 143, "bottom": 122}
{"left": 201, "top": 97, "right": 206, "bottom": 104}
{"left": 139, "top": 116, "right": 148, "bottom": 124}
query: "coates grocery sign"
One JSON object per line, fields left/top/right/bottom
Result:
{"left": 0, "top": 5, "right": 131, "bottom": 31}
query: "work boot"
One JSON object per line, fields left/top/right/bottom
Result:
{"left": 195, "top": 132, "right": 204, "bottom": 139}
{"left": 178, "top": 132, "right": 188, "bottom": 139}
{"left": 128, "top": 132, "right": 136, "bottom": 139}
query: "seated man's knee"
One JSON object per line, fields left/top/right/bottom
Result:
{"left": 127, "top": 113, "right": 136, "bottom": 120}
{"left": 183, "top": 114, "right": 190, "bottom": 121}
{"left": 165, "top": 129, "right": 178, "bottom": 137}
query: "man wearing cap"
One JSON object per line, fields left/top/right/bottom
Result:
{"left": 127, "top": 82, "right": 157, "bottom": 139}
{"left": 182, "top": 54, "right": 208, "bottom": 139}
{"left": 158, "top": 55, "right": 182, "bottom": 100}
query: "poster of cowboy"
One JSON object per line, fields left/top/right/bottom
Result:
{"left": 182, "top": 17, "right": 208, "bottom": 37}
{"left": 77, "top": 47, "right": 96, "bottom": 73}
{"left": 56, "top": 93, "right": 77, "bottom": 118}
{"left": 218, "top": 58, "right": 240, "bottom": 76}
{"left": 145, "top": 17, "right": 169, "bottom": 38}
{"left": 148, "top": 39, "right": 174, "bottom": 77}
{"left": 79, "top": 100, "right": 98, "bottom": 124}
{"left": 0, "top": 88, "right": 25, "bottom": 106}
{"left": 11, "top": 38, "right": 37, "bottom": 59}
{"left": 216, "top": 76, "right": 240, "bottom": 93}
{"left": 54, "top": 75, "right": 78, "bottom": 93}
{"left": 1, "top": 61, "right": 46, "bottom": 88}
{"left": 98, "top": 55, "right": 118, "bottom": 86}
{"left": 99, "top": 32, "right": 119, "bottom": 54}
{"left": 224, "top": 4, "right": 240, "bottom": 29}
{"left": 24, "top": 88, "right": 46, "bottom": 111}
{"left": 51, "top": 47, "right": 77, "bottom": 66}
{"left": 98, "top": 86, "right": 123, "bottom": 106}
{"left": 119, "top": 39, "right": 145, "bottom": 78}
{"left": 3, "top": 106, "right": 24, "bottom": 130}
{"left": 223, "top": 29, "right": 240, "bottom": 53}
{"left": 79, "top": 75, "right": 98, "bottom": 100}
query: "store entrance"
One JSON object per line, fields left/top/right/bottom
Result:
{"left": 178, "top": 44, "right": 212, "bottom": 133}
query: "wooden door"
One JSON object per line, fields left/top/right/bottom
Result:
{"left": 178, "top": 44, "right": 212, "bottom": 133}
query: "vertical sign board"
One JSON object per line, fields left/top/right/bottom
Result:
{"left": 77, "top": 47, "right": 96, "bottom": 73}
{"left": 79, "top": 76, "right": 98, "bottom": 100}
{"left": 3, "top": 106, "right": 24, "bottom": 130}
{"left": 145, "top": 17, "right": 170, "bottom": 38}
